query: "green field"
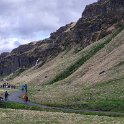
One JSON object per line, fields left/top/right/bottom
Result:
{"left": 0, "top": 108, "right": 124, "bottom": 124}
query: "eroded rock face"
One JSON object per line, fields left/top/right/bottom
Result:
{"left": 0, "top": 39, "right": 62, "bottom": 76}
{"left": 49, "top": 0, "right": 124, "bottom": 48}
{"left": 11, "top": 42, "right": 35, "bottom": 54}
{"left": 82, "top": 0, "right": 124, "bottom": 19}
{"left": 0, "top": 52, "right": 9, "bottom": 59}
{"left": 0, "top": 0, "right": 124, "bottom": 76}
{"left": 73, "top": 0, "right": 124, "bottom": 47}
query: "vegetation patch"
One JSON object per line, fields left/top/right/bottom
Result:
{"left": 91, "top": 100, "right": 124, "bottom": 112}
{"left": 0, "top": 102, "right": 30, "bottom": 110}
{"left": 67, "top": 77, "right": 124, "bottom": 112}
{"left": 6, "top": 68, "right": 26, "bottom": 80}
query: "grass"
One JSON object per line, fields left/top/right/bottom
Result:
{"left": 64, "top": 99, "right": 124, "bottom": 113}
{"left": 49, "top": 26, "right": 124, "bottom": 84}
{"left": 0, "top": 108, "right": 124, "bottom": 124}
{"left": 114, "top": 61, "right": 124, "bottom": 67}
{"left": 0, "top": 102, "right": 29, "bottom": 109}
{"left": 28, "top": 76, "right": 124, "bottom": 114}
{"left": 67, "top": 77, "right": 124, "bottom": 112}
{"left": 0, "top": 102, "right": 49, "bottom": 112}
{"left": 0, "top": 101, "right": 123, "bottom": 118}
{"left": 90, "top": 100, "right": 124, "bottom": 112}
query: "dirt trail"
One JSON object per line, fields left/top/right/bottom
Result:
{"left": 6, "top": 90, "right": 124, "bottom": 116}
{"left": 7, "top": 91, "right": 49, "bottom": 109}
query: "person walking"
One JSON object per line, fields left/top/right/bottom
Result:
{"left": 23, "top": 93, "right": 28, "bottom": 103}
{"left": 21, "top": 85, "right": 24, "bottom": 91}
{"left": 5, "top": 91, "right": 9, "bottom": 101}
{"left": 24, "top": 84, "right": 27, "bottom": 92}
{"left": 3, "top": 83, "right": 6, "bottom": 88}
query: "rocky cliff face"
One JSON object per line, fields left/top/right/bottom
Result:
{"left": 50, "top": 0, "right": 124, "bottom": 48}
{"left": 0, "top": 0, "right": 124, "bottom": 76}
{"left": 73, "top": 0, "right": 124, "bottom": 47}
{"left": 0, "top": 40, "right": 62, "bottom": 76}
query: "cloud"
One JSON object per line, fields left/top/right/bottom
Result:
{"left": 0, "top": 38, "right": 20, "bottom": 53}
{"left": 0, "top": 0, "right": 97, "bottom": 53}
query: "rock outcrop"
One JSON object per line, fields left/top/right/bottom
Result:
{"left": 0, "top": 40, "right": 62, "bottom": 76}
{"left": 0, "top": 0, "right": 124, "bottom": 76}
{"left": 73, "top": 0, "right": 124, "bottom": 47}
{"left": 50, "top": 0, "right": 124, "bottom": 48}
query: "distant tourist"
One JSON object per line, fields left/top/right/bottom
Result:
{"left": 24, "top": 84, "right": 27, "bottom": 92}
{"left": 13, "top": 85, "right": 16, "bottom": 89}
{"left": 23, "top": 93, "right": 28, "bottom": 103}
{"left": 8, "top": 84, "right": 10, "bottom": 88}
{"left": 5, "top": 91, "right": 9, "bottom": 101}
{"left": 11, "top": 85, "right": 13, "bottom": 89}
{"left": 21, "top": 85, "right": 25, "bottom": 91}
{"left": 3, "top": 83, "right": 6, "bottom": 88}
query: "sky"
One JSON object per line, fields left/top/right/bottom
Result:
{"left": 0, "top": 0, "right": 97, "bottom": 53}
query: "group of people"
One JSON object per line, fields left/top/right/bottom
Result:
{"left": 0, "top": 83, "right": 16, "bottom": 89}
{"left": 1, "top": 84, "right": 29, "bottom": 103}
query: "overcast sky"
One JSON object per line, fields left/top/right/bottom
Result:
{"left": 0, "top": 0, "right": 97, "bottom": 53}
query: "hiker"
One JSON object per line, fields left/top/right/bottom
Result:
{"left": 3, "top": 83, "right": 6, "bottom": 88}
{"left": 13, "top": 85, "right": 16, "bottom": 89}
{"left": 24, "top": 84, "right": 27, "bottom": 92}
{"left": 6, "top": 83, "right": 9, "bottom": 88}
{"left": 21, "top": 85, "right": 24, "bottom": 91}
{"left": 8, "top": 84, "right": 10, "bottom": 88}
{"left": 5, "top": 91, "right": 9, "bottom": 101}
{"left": 23, "top": 93, "right": 28, "bottom": 103}
{"left": 11, "top": 85, "right": 15, "bottom": 89}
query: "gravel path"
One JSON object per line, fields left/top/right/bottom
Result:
{"left": 8, "top": 90, "right": 49, "bottom": 109}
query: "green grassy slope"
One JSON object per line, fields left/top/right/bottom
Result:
{"left": 49, "top": 26, "right": 124, "bottom": 84}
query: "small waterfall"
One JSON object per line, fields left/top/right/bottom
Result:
{"left": 35, "top": 58, "right": 40, "bottom": 66}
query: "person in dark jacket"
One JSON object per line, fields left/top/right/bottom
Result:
{"left": 5, "top": 91, "right": 9, "bottom": 101}
{"left": 24, "top": 84, "right": 27, "bottom": 92}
